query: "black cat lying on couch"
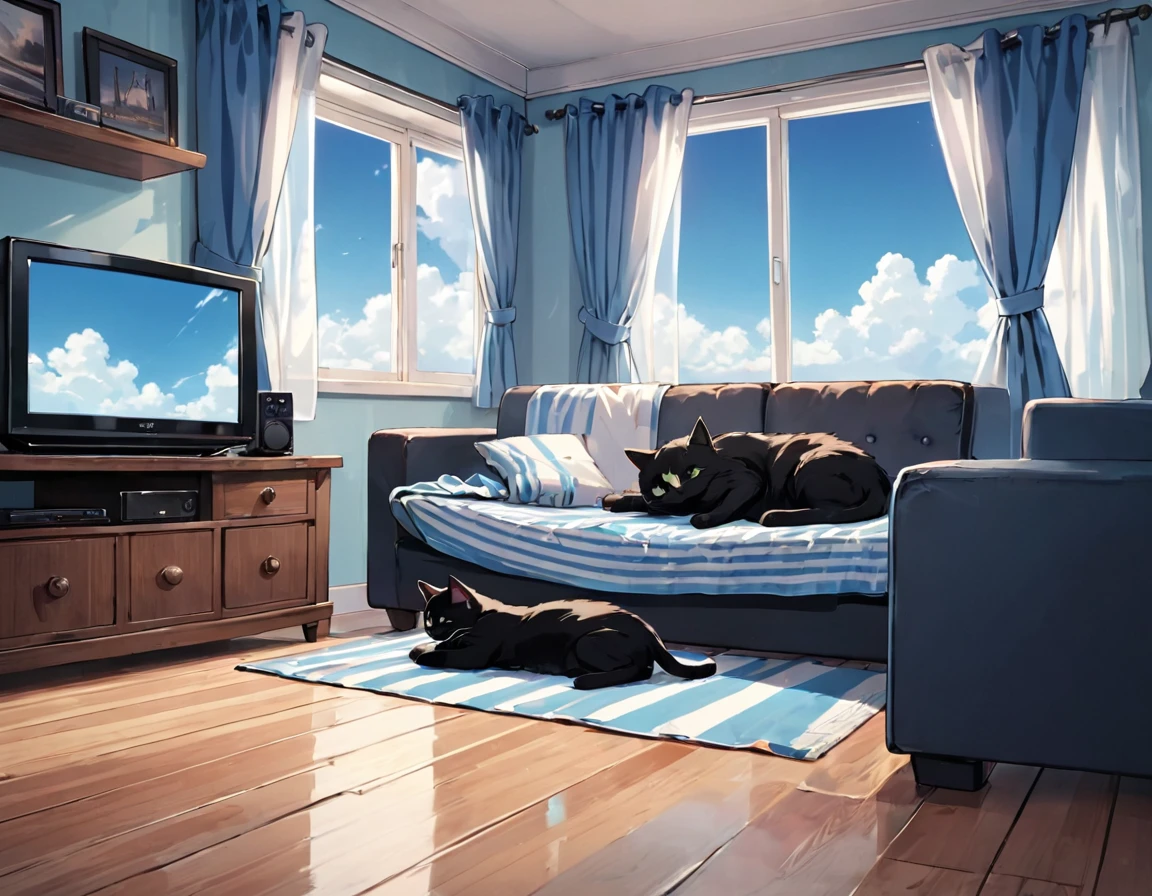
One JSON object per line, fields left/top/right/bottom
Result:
{"left": 409, "top": 577, "right": 717, "bottom": 690}
{"left": 605, "top": 417, "right": 891, "bottom": 528}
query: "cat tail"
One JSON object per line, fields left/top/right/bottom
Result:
{"left": 651, "top": 640, "right": 717, "bottom": 680}
{"left": 758, "top": 485, "right": 890, "bottom": 527}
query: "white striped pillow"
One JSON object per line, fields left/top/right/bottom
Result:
{"left": 474, "top": 434, "right": 615, "bottom": 507}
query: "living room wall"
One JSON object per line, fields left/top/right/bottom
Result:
{"left": 0, "top": 0, "right": 520, "bottom": 589}
{"left": 519, "top": 1, "right": 1152, "bottom": 386}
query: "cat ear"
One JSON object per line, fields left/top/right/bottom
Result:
{"left": 417, "top": 580, "right": 443, "bottom": 604}
{"left": 448, "top": 576, "right": 476, "bottom": 607}
{"left": 689, "top": 417, "right": 714, "bottom": 450}
{"left": 625, "top": 448, "right": 656, "bottom": 470}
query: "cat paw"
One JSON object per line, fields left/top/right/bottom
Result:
{"left": 690, "top": 514, "right": 713, "bottom": 529}
{"left": 409, "top": 643, "right": 433, "bottom": 662}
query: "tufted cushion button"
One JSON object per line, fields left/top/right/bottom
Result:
{"left": 920, "top": 435, "right": 932, "bottom": 447}
{"left": 865, "top": 434, "right": 876, "bottom": 444}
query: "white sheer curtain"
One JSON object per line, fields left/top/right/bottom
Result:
{"left": 260, "top": 20, "right": 327, "bottom": 421}
{"left": 631, "top": 181, "right": 682, "bottom": 383}
{"left": 1045, "top": 20, "right": 1149, "bottom": 399}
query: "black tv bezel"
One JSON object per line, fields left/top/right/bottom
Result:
{"left": 1, "top": 238, "right": 259, "bottom": 454}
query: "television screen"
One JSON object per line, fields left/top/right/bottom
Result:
{"left": 25, "top": 260, "right": 241, "bottom": 424}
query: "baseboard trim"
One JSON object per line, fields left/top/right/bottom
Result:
{"left": 329, "top": 583, "right": 369, "bottom": 616}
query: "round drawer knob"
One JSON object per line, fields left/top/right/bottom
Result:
{"left": 46, "top": 576, "right": 70, "bottom": 599}
{"left": 161, "top": 566, "right": 184, "bottom": 586}
{"left": 260, "top": 487, "right": 277, "bottom": 505}
{"left": 262, "top": 556, "right": 281, "bottom": 575}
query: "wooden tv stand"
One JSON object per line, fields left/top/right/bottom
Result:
{"left": 0, "top": 454, "right": 342, "bottom": 675}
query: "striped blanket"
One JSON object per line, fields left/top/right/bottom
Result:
{"left": 238, "top": 631, "right": 887, "bottom": 759}
{"left": 390, "top": 476, "right": 889, "bottom": 597}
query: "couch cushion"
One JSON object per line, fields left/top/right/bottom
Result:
{"left": 764, "top": 381, "right": 974, "bottom": 479}
{"left": 389, "top": 491, "right": 888, "bottom": 598}
{"left": 656, "top": 384, "right": 768, "bottom": 446}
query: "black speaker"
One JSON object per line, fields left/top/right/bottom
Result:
{"left": 250, "top": 391, "right": 294, "bottom": 456}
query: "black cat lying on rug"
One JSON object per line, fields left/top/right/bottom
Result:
{"left": 605, "top": 417, "right": 891, "bottom": 529}
{"left": 409, "top": 577, "right": 716, "bottom": 690}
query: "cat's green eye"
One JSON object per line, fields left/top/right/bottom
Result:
{"left": 661, "top": 471, "right": 681, "bottom": 488}
{"left": 650, "top": 485, "right": 666, "bottom": 497}
{"left": 690, "top": 466, "right": 702, "bottom": 479}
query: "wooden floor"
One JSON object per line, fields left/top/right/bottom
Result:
{"left": 0, "top": 617, "right": 1148, "bottom": 896}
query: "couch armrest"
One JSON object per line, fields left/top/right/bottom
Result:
{"left": 367, "top": 428, "right": 496, "bottom": 611}
{"left": 1024, "top": 398, "right": 1152, "bottom": 460}
{"left": 887, "top": 459, "right": 1152, "bottom": 776}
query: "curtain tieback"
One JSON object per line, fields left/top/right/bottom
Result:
{"left": 579, "top": 308, "right": 630, "bottom": 345}
{"left": 193, "top": 242, "right": 261, "bottom": 280}
{"left": 485, "top": 307, "right": 516, "bottom": 326}
{"left": 996, "top": 286, "right": 1045, "bottom": 316}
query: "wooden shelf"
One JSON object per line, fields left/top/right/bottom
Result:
{"left": 0, "top": 96, "right": 205, "bottom": 181}
{"left": 0, "top": 454, "right": 343, "bottom": 473}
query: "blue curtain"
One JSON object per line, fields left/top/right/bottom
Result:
{"left": 966, "top": 17, "right": 1087, "bottom": 449}
{"left": 565, "top": 86, "right": 690, "bottom": 384}
{"left": 194, "top": 0, "right": 281, "bottom": 389}
{"left": 458, "top": 96, "right": 525, "bottom": 408}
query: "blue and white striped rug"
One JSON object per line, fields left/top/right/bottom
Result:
{"left": 238, "top": 631, "right": 886, "bottom": 760}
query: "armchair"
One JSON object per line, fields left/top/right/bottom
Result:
{"left": 886, "top": 398, "right": 1152, "bottom": 789}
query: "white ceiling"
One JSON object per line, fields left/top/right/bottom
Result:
{"left": 331, "top": 0, "right": 1085, "bottom": 97}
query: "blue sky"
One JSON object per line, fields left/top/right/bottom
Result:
{"left": 674, "top": 101, "right": 992, "bottom": 383}
{"left": 26, "top": 261, "right": 238, "bottom": 419}
{"left": 314, "top": 119, "right": 473, "bottom": 374}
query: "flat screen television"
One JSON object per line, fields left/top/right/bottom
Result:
{"left": 1, "top": 238, "right": 259, "bottom": 453}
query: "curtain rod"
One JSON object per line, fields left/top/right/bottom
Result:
{"left": 541, "top": 3, "right": 1150, "bottom": 121}
{"left": 321, "top": 54, "right": 539, "bottom": 135}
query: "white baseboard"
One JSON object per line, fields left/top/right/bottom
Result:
{"left": 329, "top": 583, "right": 369, "bottom": 615}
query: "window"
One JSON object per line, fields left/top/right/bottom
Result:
{"left": 653, "top": 71, "right": 991, "bottom": 385}
{"left": 313, "top": 68, "right": 477, "bottom": 395}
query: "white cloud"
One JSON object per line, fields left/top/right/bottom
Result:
{"left": 791, "top": 253, "right": 995, "bottom": 380}
{"left": 28, "top": 329, "right": 238, "bottom": 422}
{"left": 651, "top": 252, "right": 997, "bottom": 384}
{"left": 415, "top": 264, "right": 474, "bottom": 373}
{"left": 416, "top": 155, "right": 475, "bottom": 272}
{"left": 317, "top": 264, "right": 475, "bottom": 375}
{"left": 318, "top": 293, "right": 392, "bottom": 371}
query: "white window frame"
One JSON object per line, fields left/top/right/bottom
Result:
{"left": 313, "top": 63, "right": 479, "bottom": 398}
{"left": 672, "top": 68, "right": 932, "bottom": 384}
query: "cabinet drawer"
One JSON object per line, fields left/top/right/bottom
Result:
{"left": 0, "top": 538, "right": 115, "bottom": 639}
{"left": 223, "top": 524, "right": 309, "bottom": 610}
{"left": 219, "top": 477, "right": 310, "bottom": 520}
{"left": 129, "top": 531, "right": 216, "bottom": 623}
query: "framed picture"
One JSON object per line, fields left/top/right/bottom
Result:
{"left": 0, "top": 0, "right": 62, "bottom": 111}
{"left": 82, "top": 28, "right": 178, "bottom": 146}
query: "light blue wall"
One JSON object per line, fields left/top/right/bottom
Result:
{"left": 0, "top": 0, "right": 515, "bottom": 587}
{"left": 517, "top": 2, "right": 1152, "bottom": 387}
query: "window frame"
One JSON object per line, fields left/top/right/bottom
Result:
{"left": 313, "top": 64, "right": 478, "bottom": 398}
{"left": 667, "top": 69, "right": 934, "bottom": 384}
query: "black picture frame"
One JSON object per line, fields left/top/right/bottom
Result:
{"left": 82, "top": 27, "right": 178, "bottom": 146}
{"left": 0, "top": 0, "right": 62, "bottom": 112}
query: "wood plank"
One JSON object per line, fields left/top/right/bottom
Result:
{"left": 0, "top": 678, "right": 348, "bottom": 777}
{"left": 854, "top": 858, "right": 983, "bottom": 895}
{"left": 993, "top": 770, "right": 1116, "bottom": 888}
{"left": 88, "top": 725, "right": 653, "bottom": 896}
{"left": 670, "top": 763, "right": 926, "bottom": 896}
{"left": 1094, "top": 777, "right": 1152, "bottom": 896}
{"left": 0, "top": 696, "right": 399, "bottom": 824}
{"left": 981, "top": 874, "right": 1080, "bottom": 895}
{"left": 0, "top": 708, "right": 520, "bottom": 893}
{"left": 798, "top": 713, "right": 910, "bottom": 800}
{"left": 885, "top": 763, "right": 1041, "bottom": 873}
{"left": 367, "top": 743, "right": 734, "bottom": 896}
